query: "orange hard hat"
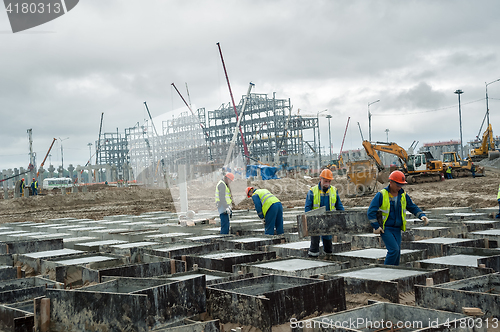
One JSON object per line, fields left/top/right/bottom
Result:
{"left": 225, "top": 172, "right": 235, "bottom": 181}
{"left": 319, "top": 169, "right": 334, "bottom": 180}
{"left": 32, "top": 178, "right": 35, "bottom": 181}
{"left": 389, "top": 170, "right": 407, "bottom": 184}
{"left": 246, "top": 187, "right": 254, "bottom": 198}
{"left": 21, "top": 178, "right": 24, "bottom": 181}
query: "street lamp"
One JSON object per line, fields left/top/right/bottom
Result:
{"left": 454, "top": 90, "right": 464, "bottom": 158}
{"left": 87, "top": 143, "right": 92, "bottom": 164}
{"left": 368, "top": 100, "right": 380, "bottom": 142}
{"left": 317, "top": 109, "right": 328, "bottom": 167}
{"left": 485, "top": 79, "right": 500, "bottom": 129}
{"left": 326, "top": 114, "right": 333, "bottom": 163}
{"left": 59, "top": 137, "right": 69, "bottom": 171}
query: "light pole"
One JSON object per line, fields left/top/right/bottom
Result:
{"left": 385, "top": 129, "right": 389, "bottom": 142}
{"left": 454, "top": 90, "right": 464, "bottom": 158}
{"left": 486, "top": 79, "right": 500, "bottom": 129}
{"left": 87, "top": 143, "right": 92, "bottom": 164}
{"left": 59, "top": 137, "right": 69, "bottom": 171}
{"left": 368, "top": 100, "right": 380, "bottom": 142}
{"left": 317, "top": 109, "right": 328, "bottom": 167}
{"left": 326, "top": 114, "right": 333, "bottom": 163}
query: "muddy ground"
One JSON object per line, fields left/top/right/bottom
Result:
{"left": 1, "top": 165, "right": 499, "bottom": 224}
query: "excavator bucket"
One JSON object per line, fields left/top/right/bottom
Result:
{"left": 346, "top": 159, "right": 378, "bottom": 196}
{"left": 376, "top": 169, "right": 390, "bottom": 183}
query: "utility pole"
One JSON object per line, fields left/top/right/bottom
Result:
{"left": 368, "top": 100, "right": 380, "bottom": 142}
{"left": 454, "top": 89, "right": 464, "bottom": 158}
{"left": 326, "top": 114, "right": 332, "bottom": 163}
{"left": 27, "top": 129, "right": 35, "bottom": 183}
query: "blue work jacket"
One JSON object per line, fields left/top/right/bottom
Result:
{"left": 305, "top": 183, "right": 344, "bottom": 212}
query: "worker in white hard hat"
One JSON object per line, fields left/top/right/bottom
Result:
{"left": 215, "top": 172, "right": 234, "bottom": 234}
{"left": 305, "top": 169, "right": 344, "bottom": 257}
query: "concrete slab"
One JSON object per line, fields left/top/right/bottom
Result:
{"left": 411, "top": 226, "right": 452, "bottom": 238}
{"left": 445, "top": 212, "right": 487, "bottom": 221}
{"left": 297, "top": 210, "right": 371, "bottom": 238}
{"left": 186, "top": 249, "right": 276, "bottom": 272}
{"left": 184, "top": 235, "right": 227, "bottom": 243}
{"left": 327, "top": 265, "right": 450, "bottom": 303}
{"left": 144, "top": 243, "right": 218, "bottom": 260}
{"left": 220, "top": 236, "right": 285, "bottom": 251}
{"left": 266, "top": 240, "right": 350, "bottom": 258}
{"left": 62, "top": 236, "right": 98, "bottom": 249}
{"left": 416, "top": 273, "right": 500, "bottom": 319}
{"left": 236, "top": 257, "right": 347, "bottom": 277}
{"left": 207, "top": 274, "right": 345, "bottom": 332}
{"left": 22, "top": 248, "right": 83, "bottom": 259}
{"left": 351, "top": 233, "right": 385, "bottom": 249}
{"left": 74, "top": 239, "right": 128, "bottom": 251}
{"left": 462, "top": 219, "right": 500, "bottom": 232}
{"left": 334, "top": 248, "right": 426, "bottom": 267}
{"left": 144, "top": 232, "right": 193, "bottom": 243}
{"left": 296, "top": 302, "right": 487, "bottom": 331}
{"left": 416, "top": 254, "right": 494, "bottom": 279}
{"left": 407, "top": 237, "right": 484, "bottom": 256}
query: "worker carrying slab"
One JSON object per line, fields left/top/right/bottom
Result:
{"left": 368, "top": 170, "right": 429, "bottom": 265}
{"left": 246, "top": 187, "right": 284, "bottom": 235}
{"left": 215, "top": 172, "right": 234, "bottom": 234}
{"left": 305, "top": 169, "right": 344, "bottom": 257}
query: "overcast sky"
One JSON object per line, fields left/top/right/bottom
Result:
{"left": 1, "top": 0, "right": 500, "bottom": 171}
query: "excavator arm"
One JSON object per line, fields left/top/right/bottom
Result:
{"left": 362, "top": 140, "right": 408, "bottom": 171}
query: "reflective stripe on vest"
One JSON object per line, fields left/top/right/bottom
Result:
{"left": 254, "top": 189, "right": 280, "bottom": 216}
{"left": 497, "top": 184, "right": 500, "bottom": 200}
{"left": 215, "top": 180, "right": 232, "bottom": 205}
{"left": 311, "top": 185, "right": 337, "bottom": 211}
{"left": 379, "top": 189, "right": 407, "bottom": 231}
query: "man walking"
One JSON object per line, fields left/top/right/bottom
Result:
{"left": 305, "top": 169, "right": 344, "bottom": 257}
{"left": 246, "top": 187, "right": 284, "bottom": 235}
{"left": 215, "top": 172, "right": 234, "bottom": 234}
{"left": 368, "top": 170, "right": 428, "bottom": 265}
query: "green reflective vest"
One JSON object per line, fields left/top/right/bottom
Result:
{"left": 446, "top": 167, "right": 452, "bottom": 174}
{"left": 497, "top": 184, "right": 500, "bottom": 200}
{"left": 215, "top": 180, "right": 232, "bottom": 206}
{"left": 311, "top": 185, "right": 337, "bottom": 211}
{"left": 253, "top": 189, "right": 280, "bottom": 216}
{"left": 379, "top": 189, "right": 407, "bottom": 231}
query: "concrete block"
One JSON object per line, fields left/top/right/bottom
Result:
{"left": 297, "top": 210, "right": 371, "bottom": 238}
{"left": 446, "top": 246, "right": 500, "bottom": 272}
{"left": 333, "top": 248, "right": 426, "bottom": 267}
{"left": 411, "top": 226, "right": 452, "bottom": 239}
{"left": 235, "top": 257, "right": 348, "bottom": 277}
{"left": 295, "top": 301, "right": 487, "bottom": 331}
{"left": 207, "top": 274, "right": 345, "bottom": 332}
{"left": 186, "top": 249, "right": 276, "bottom": 272}
{"left": 327, "top": 265, "right": 450, "bottom": 303}
{"left": 469, "top": 229, "right": 500, "bottom": 248}
{"left": 0, "top": 239, "right": 63, "bottom": 255}
{"left": 219, "top": 236, "right": 285, "bottom": 251}
{"left": 445, "top": 212, "right": 488, "bottom": 221}
{"left": 350, "top": 233, "right": 385, "bottom": 249}
{"left": 415, "top": 273, "right": 500, "bottom": 319}
{"left": 406, "top": 237, "right": 484, "bottom": 257}
{"left": 415, "top": 254, "right": 495, "bottom": 280}
{"left": 164, "top": 268, "right": 252, "bottom": 286}
{"left": 0, "top": 300, "right": 34, "bottom": 332}
{"left": 143, "top": 243, "right": 219, "bottom": 260}
{"left": 266, "top": 240, "right": 350, "bottom": 258}
{"left": 96, "top": 259, "right": 185, "bottom": 282}
{"left": 0, "top": 276, "right": 62, "bottom": 304}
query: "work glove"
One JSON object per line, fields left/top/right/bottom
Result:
{"left": 421, "top": 216, "right": 429, "bottom": 226}
{"left": 373, "top": 227, "right": 384, "bottom": 235}
{"left": 225, "top": 207, "right": 232, "bottom": 218}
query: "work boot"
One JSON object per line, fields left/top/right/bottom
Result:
{"left": 308, "top": 251, "right": 319, "bottom": 258}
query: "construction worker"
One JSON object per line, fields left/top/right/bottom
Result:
{"left": 368, "top": 170, "right": 429, "bottom": 266}
{"left": 471, "top": 163, "right": 476, "bottom": 178}
{"left": 20, "top": 178, "right": 25, "bottom": 196}
{"left": 305, "top": 169, "right": 344, "bottom": 257}
{"left": 496, "top": 184, "right": 500, "bottom": 219}
{"left": 215, "top": 172, "right": 234, "bottom": 234}
{"left": 246, "top": 187, "right": 284, "bottom": 235}
{"left": 31, "top": 178, "right": 38, "bottom": 196}
{"left": 445, "top": 165, "right": 453, "bottom": 179}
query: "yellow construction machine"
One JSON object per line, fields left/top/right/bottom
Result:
{"left": 470, "top": 124, "right": 500, "bottom": 161}
{"left": 442, "top": 152, "right": 484, "bottom": 177}
{"left": 361, "top": 140, "right": 444, "bottom": 184}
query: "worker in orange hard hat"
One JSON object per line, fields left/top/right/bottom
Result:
{"left": 31, "top": 177, "right": 38, "bottom": 196}
{"left": 305, "top": 168, "right": 344, "bottom": 257}
{"left": 19, "top": 178, "right": 25, "bottom": 196}
{"left": 246, "top": 187, "right": 284, "bottom": 235}
{"left": 215, "top": 172, "right": 234, "bottom": 234}
{"left": 368, "top": 170, "right": 428, "bottom": 266}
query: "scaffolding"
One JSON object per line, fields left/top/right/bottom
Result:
{"left": 97, "top": 92, "right": 320, "bottom": 181}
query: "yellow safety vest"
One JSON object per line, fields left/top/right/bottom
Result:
{"left": 253, "top": 189, "right": 280, "bottom": 216}
{"left": 379, "top": 189, "right": 407, "bottom": 231}
{"left": 446, "top": 167, "right": 452, "bottom": 174}
{"left": 215, "top": 180, "right": 232, "bottom": 206}
{"left": 311, "top": 185, "right": 337, "bottom": 211}
{"left": 497, "top": 184, "right": 500, "bottom": 200}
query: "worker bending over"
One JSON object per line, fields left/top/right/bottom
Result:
{"left": 215, "top": 172, "right": 234, "bottom": 234}
{"left": 246, "top": 187, "right": 284, "bottom": 235}
{"left": 305, "top": 169, "right": 344, "bottom": 257}
{"left": 368, "top": 170, "right": 428, "bottom": 265}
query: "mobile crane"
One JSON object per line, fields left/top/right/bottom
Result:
{"left": 362, "top": 140, "right": 444, "bottom": 184}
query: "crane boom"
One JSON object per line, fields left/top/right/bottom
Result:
{"left": 36, "top": 138, "right": 57, "bottom": 177}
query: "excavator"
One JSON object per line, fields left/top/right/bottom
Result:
{"left": 362, "top": 140, "right": 444, "bottom": 184}
{"left": 469, "top": 124, "right": 500, "bottom": 162}
{"left": 442, "top": 151, "right": 484, "bottom": 177}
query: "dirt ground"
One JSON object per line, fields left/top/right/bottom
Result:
{"left": 1, "top": 166, "right": 499, "bottom": 224}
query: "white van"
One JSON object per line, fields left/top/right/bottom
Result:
{"left": 42, "top": 177, "right": 73, "bottom": 190}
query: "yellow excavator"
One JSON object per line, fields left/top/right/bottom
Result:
{"left": 470, "top": 124, "right": 499, "bottom": 161}
{"left": 442, "top": 151, "right": 484, "bottom": 177}
{"left": 361, "top": 140, "right": 444, "bottom": 184}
